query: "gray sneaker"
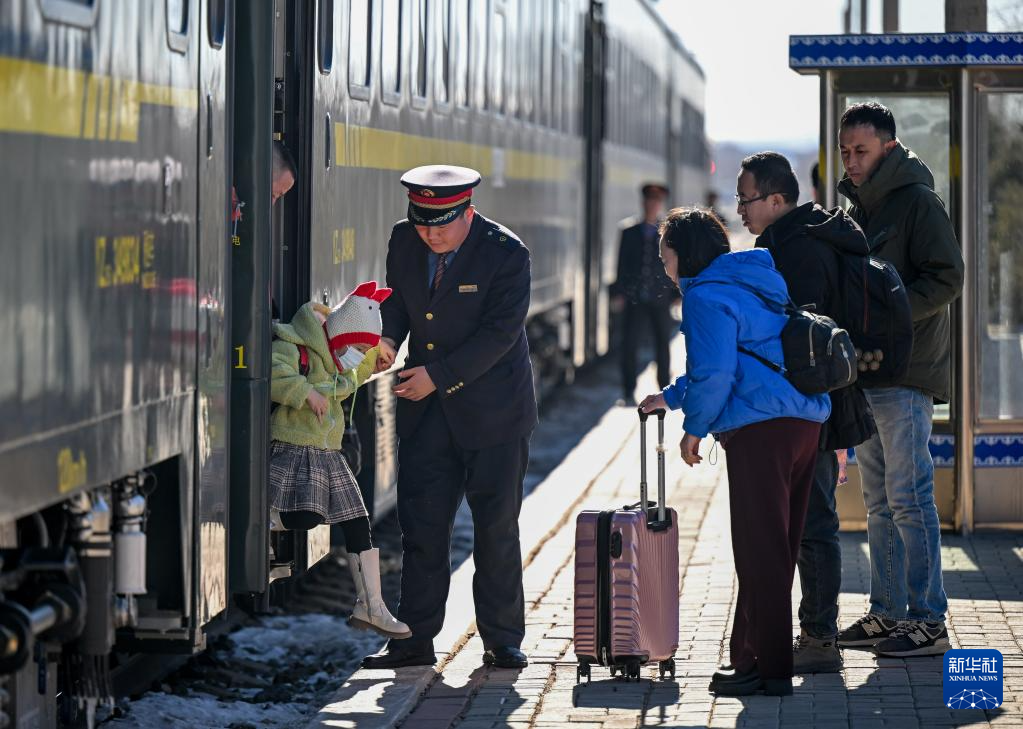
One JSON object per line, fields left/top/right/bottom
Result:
{"left": 875, "top": 621, "right": 950, "bottom": 657}
{"left": 793, "top": 630, "right": 844, "bottom": 674}
{"left": 837, "top": 613, "right": 903, "bottom": 648}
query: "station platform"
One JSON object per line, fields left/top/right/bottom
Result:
{"left": 308, "top": 375, "right": 1023, "bottom": 728}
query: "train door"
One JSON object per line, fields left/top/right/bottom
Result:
{"left": 195, "top": 0, "right": 233, "bottom": 625}
{"left": 268, "top": 0, "right": 332, "bottom": 580}
{"left": 582, "top": 0, "right": 606, "bottom": 363}
{"left": 792, "top": 32, "right": 1023, "bottom": 532}
{"left": 228, "top": 2, "right": 275, "bottom": 594}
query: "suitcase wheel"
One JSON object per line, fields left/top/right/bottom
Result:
{"left": 658, "top": 658, "right": 676, "bottom": 680}
{"left": 626, "top": 661, "right": 641, "bottom": 681}
{"left": 576, "top": 662, "right": 591, "bottom": 684}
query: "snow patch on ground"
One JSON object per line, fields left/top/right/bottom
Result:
{"left": 107, "top": 615, "right": 383, "bottom": 728}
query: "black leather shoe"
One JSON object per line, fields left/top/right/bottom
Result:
{"left": 709, "top": 665, "right": 757, "bottom": 692}
{"left": 711, "top": 663, "right": 736, "bottom": 682}
{"left": 711, "top": 666, "right": 792, "bottom": 697}
{"left": 482, "top": 646, "right": 528, "bottom": 669}
{"left": 361, "top": 644, "right": 436, "bottom": 669}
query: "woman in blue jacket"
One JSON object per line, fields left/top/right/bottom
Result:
{"left": 640, "top": 209, "right": 830, "bottom": 697}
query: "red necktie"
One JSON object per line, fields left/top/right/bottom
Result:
{"left": 431, "top": 252, "right": 448, "bottom": 294}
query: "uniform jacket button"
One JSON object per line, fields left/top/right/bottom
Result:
{"left": 426, "top": 312, "right": 434, "bottom": 320}
{"left": 426, "top": 343, "right": 434, "bottom": 351}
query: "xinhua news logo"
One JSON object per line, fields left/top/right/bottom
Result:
{"left": 943, "top": 649, "right": 1002, "bottom": 709}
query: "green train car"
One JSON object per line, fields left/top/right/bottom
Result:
{"left": 0, "top": 0, "right": 705, "bottom": 724}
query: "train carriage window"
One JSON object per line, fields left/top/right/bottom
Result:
{"left": 471, "top": 0, "right": 487, "bottom": 109}
{"left": 453, "top": 0, "right": 469, "bottom": 108}
{"left": 505, "top": 0, "right": 519, "bottom": 119}
{"left": 490, "top": 8, "right": 506, "bottom": 113}
{"left": 39, "top": 0, "right": 98, "bottom": 28}
{"left": 208, "top": 0, "right": 226, "bottom": 48}
{"left": 349, "top": 0, "right": 372, "bottom": 93}
{"left": 382, "top": 0, "right": 402, "bottom": 101}
{"left": 412, "top": 0, "right": 429, "bottom": 101}
{"left": 437, "top": 0, "right": 450, "bottom": 105}
{"left": 538, "top": 0, "right": 550, "bottom": 127}
{"left": 166, "top": 0, "right": 189, "bottom": 53}
{"left": 557, "top": 0, "right": 569, "bottom": 133}
{"left": 519, "top": 0, "right": 533, "bottom": 121}
{"left": 318, "top": 0, "right": 336, "bottom": 74}
{"left": 549, "top": 0, "right": 559, "bottom": 129}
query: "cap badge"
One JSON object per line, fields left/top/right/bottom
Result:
{"left": 420, "top": 189, "right": 435, "bottom": 197}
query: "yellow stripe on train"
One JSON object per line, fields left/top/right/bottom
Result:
{"left": 0, "top": 56, "right": 197, "bottom": 142}
{"left": 334, "top": 123, "right": 580, "bottom": 183}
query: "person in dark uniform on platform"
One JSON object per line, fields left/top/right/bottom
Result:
{"left": 361, "top": 165, "right": 538, "bottom": 670}
{"left": 611, "top": 182, "right": 678, "bottom": 406}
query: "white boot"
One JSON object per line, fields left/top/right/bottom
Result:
{"left": 347, "top": 548, "right": 412, "bottom": 639}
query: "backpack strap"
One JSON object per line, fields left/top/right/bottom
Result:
{"left": 296, "top": 344, "right": 309, "bottom": 376}
{"left": 738, "top": 345, "right": 785, "bottom": 374}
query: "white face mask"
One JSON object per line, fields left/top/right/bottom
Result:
{"left": 335, "top": 347, "right": 365, "bottom": 371}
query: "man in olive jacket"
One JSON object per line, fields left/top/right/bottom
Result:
{"left": 834, "top": 103, "right": 964, "bottom": 658}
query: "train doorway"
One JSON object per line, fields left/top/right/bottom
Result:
{"left": 791, "top": 32, "right": 1023, "bottom": 532}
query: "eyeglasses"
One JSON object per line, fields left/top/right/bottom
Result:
{"left": 734, "top": 192, "right": 776, "bottom": 209}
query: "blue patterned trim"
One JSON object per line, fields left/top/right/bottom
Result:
{"left": 974, "top": 434, "right": 1023, "bottom": 468}
{"left": 931, "top": 434, "right": 956, "bottom": 468}
{"left": 789, "top": 33, "right": 1023, "bottom": 70}
{"left": 847, "top": 434, "right": 1023, "bottom": 468}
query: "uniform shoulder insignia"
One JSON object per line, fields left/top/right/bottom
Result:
{"left": 484, "top": 222, "right": 522, "bottom": 250}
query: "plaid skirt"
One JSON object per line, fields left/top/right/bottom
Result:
{"left": 269, "top": 441, "right": 368, "bottom": 524}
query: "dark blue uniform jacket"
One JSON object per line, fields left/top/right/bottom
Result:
{"left": 380, "top": 213, "right": 538, "bottom": 450}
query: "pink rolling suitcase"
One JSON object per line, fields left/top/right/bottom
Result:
{"left": 573, "top": 407, "right": 679, "bottom": 683}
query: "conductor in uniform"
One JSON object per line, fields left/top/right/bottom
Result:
{"left": 362, "top": 165, "right": 538, "bottom": 670}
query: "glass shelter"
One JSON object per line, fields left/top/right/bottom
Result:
{"left": 790, "top": 33, "right": 1023, "bottom": 532}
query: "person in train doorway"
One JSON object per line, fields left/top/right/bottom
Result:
{"left": 735, "top": 151, "right": 876, "bottom": 674}
{"left": 639, "top": 208, "right": 831, "bottom": 696}
{"left": 835, "top": 102, "right": 963, "bottom": 657}
{"left": 232, "top": 140, "right": 297, "bottom": 320}
{"left": 611, "top": 182, "right": 678, "bottom": 406}
{"left": 361, "top": 165, "right": 538, "bottom": 670}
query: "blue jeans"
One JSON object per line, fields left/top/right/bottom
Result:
{"left": 797, "top": 450, "right": 841, "bottom": 638}
{"left": 857, "top": 387, "right": 947, "bottom": 623}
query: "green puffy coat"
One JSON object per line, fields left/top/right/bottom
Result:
{"left": 838, "top": 143, "right": 964, "bottom": 403}
{"left": 270, "top": 302, "right": 378, "bottom": 450}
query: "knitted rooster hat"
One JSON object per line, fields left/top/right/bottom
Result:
{"left": 324, "top": 282, "right": 393, "bottom": 355}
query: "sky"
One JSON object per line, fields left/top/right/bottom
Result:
{"left": 655, "top": 0, "right": 847, "bottom": 147}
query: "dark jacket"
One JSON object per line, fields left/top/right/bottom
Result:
{"left": 838, "top": 143, "right": 964, "bottom": 403}
{"left": 380, "top": 213, "right": 538, "bottom": 450}
{"left": 611, "top": 218, "right": 677, "bottom": 305}
{"left": 756, "top": 202, "right": 876, "bottom": 450}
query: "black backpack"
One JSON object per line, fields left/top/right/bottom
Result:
{"left": 830, "top": 240, "right": 913, "bottom": 387}
{"left": 739, "top": 293, "right": 858, "bottom": 395}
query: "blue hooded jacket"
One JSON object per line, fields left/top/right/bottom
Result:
{"left": 661, "top": 248, "right": 831, "bottom": 438}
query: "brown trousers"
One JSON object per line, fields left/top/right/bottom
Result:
{"left": 723, "top": 417, "right": 821, "bottom": 680}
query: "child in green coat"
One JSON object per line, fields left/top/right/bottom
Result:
{"left": 270, "top": 281, "right": 409, "bottom": 639}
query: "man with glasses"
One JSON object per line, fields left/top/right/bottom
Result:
{"left": 835, "top": 103, "right": 963, "bottom": 658}
{"left": 734, "top": 152, "right": 875, "bottom": 674}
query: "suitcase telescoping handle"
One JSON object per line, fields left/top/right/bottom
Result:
{"left": 637, "top": 407, "right": 667, "bottom": 526}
